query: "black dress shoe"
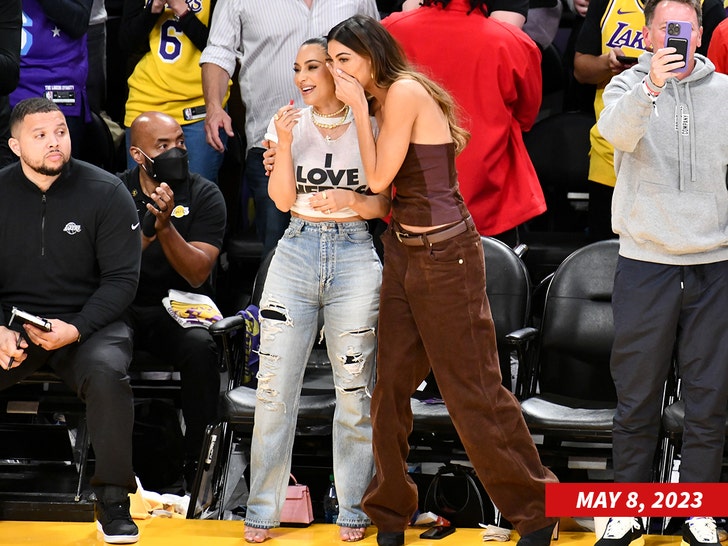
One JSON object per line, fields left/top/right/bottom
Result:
{"left": 517, "top": 523, "right": 558, "bottom": 546}
{"left": 377, "top": 531, "right": 405, "bottom": 546}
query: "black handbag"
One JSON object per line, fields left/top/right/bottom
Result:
{"left": 423, "top": 463, "right": 495, "bottom": 528}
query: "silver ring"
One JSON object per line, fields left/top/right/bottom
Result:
{"left": 326, "top": 209, "right": 331, "bottom": 214}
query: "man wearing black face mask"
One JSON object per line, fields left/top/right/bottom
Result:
{"left": 117, "top": 111, "right": 226, "bottom": 492}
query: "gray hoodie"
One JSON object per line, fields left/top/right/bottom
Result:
{"left": 598, "top": 52, "right": 728, "bottom": 265}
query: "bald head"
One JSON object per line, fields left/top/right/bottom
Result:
{"left": 129, "top": 111, "right": 186, "bottom": 175}
{"left": 130, "top": 111, "right": 183, "bottom": 148}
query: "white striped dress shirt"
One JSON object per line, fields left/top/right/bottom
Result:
{"left": 200, "top": 0, "right": 379, "bottom": 152}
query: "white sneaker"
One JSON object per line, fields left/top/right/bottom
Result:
{"left": 595, "top": 517, "right": 645, "bottom": 546}
{"left": 683, "top": 517, "right": 720, "bottom": 546}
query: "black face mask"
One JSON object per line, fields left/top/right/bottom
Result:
{"left": 140, "top": 147, "right": 189, "bottom": 185}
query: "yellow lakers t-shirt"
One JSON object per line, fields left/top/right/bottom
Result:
{"left": 590, "top": 0, "right": 647, "bottom": 187}
{"left": 125, "top": 0, "right": 230, "bottom": 127}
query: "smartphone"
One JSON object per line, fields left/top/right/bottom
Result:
{"left": 9, "top": 307, "right": 52, "bottom": 332}
{"left": 664, "top": 20, "right": 692, "bottom": 73}
{"left": 420, "top": 526, "right": 456, "bottom": 540}
{"left": 616, "top": 55, "right": 638, "bottom": 65}
{"left": 182, "top": 105, "right": 206, "bottom": 122}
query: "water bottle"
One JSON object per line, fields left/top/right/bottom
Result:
{"left": 323, "top": 474, "right": 339, "bottom": 523}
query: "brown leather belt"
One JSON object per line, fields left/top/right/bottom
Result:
{"left": 394, "top": 217, "right": 471, "bottom": 246}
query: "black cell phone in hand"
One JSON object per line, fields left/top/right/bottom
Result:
{"left": 420, "top": 526, "right": 456, "bottom": 539}
{"left": 616, "top": 55, "right": 638, "bottom": 65}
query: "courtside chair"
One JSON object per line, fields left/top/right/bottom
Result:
{"left": 0, "top": 370, "right": 93, "bottom": 521}
{"left": 408, "top": 236, "right": 533, "bottom": 461}
{"left": 656, "top": 379, "right": 728, "bottom": 537}
{"left": 513, "top": 240, "right": 619, "bottom": 474}
{"left": 187, "top": 249, "right": 337, "bottom": 519}
{"left": 657, "top": 377, "right": 728, "bottom": 487}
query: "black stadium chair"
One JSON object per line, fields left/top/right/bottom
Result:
{"left": 188, "top": 249, "right": 337, "bottom": 518}
{"left": 514, "top": 240, "right": 619, "bottom": 473}
{"left": 408, "top": 236, "right": 533, "bottom": 460}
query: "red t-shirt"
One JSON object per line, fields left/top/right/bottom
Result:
{"left": 708, "top": 17, "right": 728, "bottom": 74}
{"left": 383, "top": 0, "right": 546, "bottom": 236}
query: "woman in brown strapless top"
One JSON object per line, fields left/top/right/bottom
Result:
{"left": 327, "top": 14, "right": 559, "bottom": 546}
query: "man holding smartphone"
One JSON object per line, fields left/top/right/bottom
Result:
{"left": 594, "top": 1, "right": 728, "bottom": 546}
{"left": 0, "top": 97, "right": 142, "bottom": 544}
{"left": 118, "top": 111, "right": 226, "bottom": 492}
{"left": 573, "top": 0, "right": 724, "bottom": 242}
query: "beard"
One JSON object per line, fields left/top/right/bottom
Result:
{"left": 24, "top": 152, "right": 68, "bottom": 177}
{"left": 34, "top": 163, "right": 65, "bottom": 176}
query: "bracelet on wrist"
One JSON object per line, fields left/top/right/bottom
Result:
{"left": 173, "top": 8, "right": 191, "bottom": 21}
{"left": 642, "top": 77, "right": 661, "bottom": 98}
{"left": 648, "top": 74, "right": 665, "bottom": 91}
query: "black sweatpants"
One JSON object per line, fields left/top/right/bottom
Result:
{"left": 0, "top": 320, "right": 137, "bottom": 494}
{"left": 611, "top": 257, "right": 728, "bottom": 483}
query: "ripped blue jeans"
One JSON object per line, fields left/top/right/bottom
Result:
{"left": 245, "top": 217, "right": 380, "bottom": 529}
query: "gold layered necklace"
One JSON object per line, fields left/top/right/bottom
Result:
{"left": 311, "top": 104, "right": 351, "bottom": 129}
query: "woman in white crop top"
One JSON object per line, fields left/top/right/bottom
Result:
{"left": 243, "top": 38, "right": 390, "bottom": 545}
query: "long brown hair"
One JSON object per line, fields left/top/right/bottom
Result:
{"left": 327, "top": 15, "right": 470, "bottom": 154}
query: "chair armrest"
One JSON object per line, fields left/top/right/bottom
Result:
{"left": 506, "top": 327, "right": 538, "bottom": 344}
{"left": 506, "top": 327, "right": 539, "bottom": 401}
{"left": 513, "top": 243, "right": 529, "bottom": 259}
{"left": 209, "top": 315, "right": 246, "bottom": 336}
{"left": 209, "top": 315, "right": 248, "bottom": 385}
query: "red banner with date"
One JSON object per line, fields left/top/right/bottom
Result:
{"left": 546, "top": 483, "right": 728, "bottom": 517}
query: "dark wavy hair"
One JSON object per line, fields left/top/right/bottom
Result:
{"left": 302, "top": 36, "right": 328, "bottom": 50}
{"left": 327, "top": 15, "right": 469, "bottom": 153}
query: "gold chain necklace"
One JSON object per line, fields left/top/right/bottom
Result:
{"left": 312, "top": 104, "right": 348, "bottom": 118}
{"left": 311, "top": 105, "right": 351, "bottom": 129}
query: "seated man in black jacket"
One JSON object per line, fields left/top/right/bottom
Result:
{"left": 0, "top": 97, "right": 142, "bottom": 544}
{"left": 118, "top": 111, "right": 226, "bottom": 492}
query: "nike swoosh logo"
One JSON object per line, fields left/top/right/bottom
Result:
{"left": 131, "top": 222, "right": 140, "bottom": 230}
{"left": 617, "top": 8, "right": 636, "bottom": 14}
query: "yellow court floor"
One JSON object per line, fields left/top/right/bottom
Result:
{"left": 0, "top": 520, "right": 686, "bottom": 546}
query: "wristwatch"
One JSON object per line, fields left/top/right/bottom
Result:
{"left": 173, "top": 8, "right": 191, "bottom": 21}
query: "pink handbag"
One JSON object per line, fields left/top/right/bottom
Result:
{"left": 280, "top": 474, "right": 314, "bottom": 526}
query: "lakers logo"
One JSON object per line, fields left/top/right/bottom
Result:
{"left": 171, "top": 205, "right": 189, "bottom": 218}
{"left": 63, "top": 222, "right": 82, "bottom": 235}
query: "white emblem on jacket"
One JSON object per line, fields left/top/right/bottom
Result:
{"left": 63, "top": 222, "right": 82, "bottom": 235}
